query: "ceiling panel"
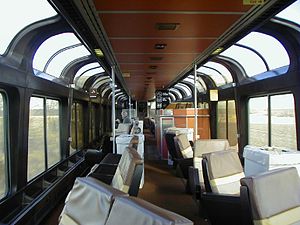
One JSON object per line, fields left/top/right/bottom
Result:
{"left": 93, "top": 0, "right": 253, "bottom": 100}
{"left": 109, "top": 39, "right": 214, "bottom": 53}
{"left": 94, "top": 0, "right": 252, "bottom": 12}
{"left": 99, "top": 14, "right": 242, "bottom": 38}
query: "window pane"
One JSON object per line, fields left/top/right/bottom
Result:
{"left": 248, "top": 97, "right": 268, "bottom": 146}
{"left": 217, "top": 101, "right": 227, "bottom": 139}
{"left": 76, "top": 104, "right": 84, "bottom": 149}
{"left": 0, "top": 94, "right": 7, "bottom": 198}
{"left": 271, "top": 94, "right": 297, "bottom": 149}
{"left": 275, "top": 0, "right": 300, "bottom": 26}
{"left": 46, "top": 99, "right": 60, "bottom": 167}
{"left": 76, "top": 67, "right": 104, "bottom": 88}
{"left": 203, "top": 62, "right": 233, "bottom": 83}
{"left": 75, "top": 62, "right": 101, "bottom": 78}
{"left": 237, "top": 32, "right": 290, "bottom": 71}
{"left": 70, "top": 104, "right": 77, "bottom": 154}
{"left": 33, "top": 33, "right": 80, "bottom": 73}
{"left": 28, "top": 97, "right": 45, "bottom": 180}
{"left": 92, "top": 105, "right": 96, "bottom": 140}
{"left": 197, "top": 66, "right": 226, "bottom": 86}
{"left": 221, "top": 45, "right": 267, "bottom": 77}
{"left": 227, "top": 100, "right": 238, "bottom": 146}
{"left": 45, "top": 45, "right": 90, "bottom": 77}
{"left": 0, "top": 0, "right": 57, "bottom": 54}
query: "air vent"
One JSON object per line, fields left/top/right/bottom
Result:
{"left": 150, "top": 56, "right": 163, "bottom": 61}
{"left": 156, "top": 23, "right": 180, "bottom": 31}
{"left": 146, "top": 77, "right": 152, "bottom": 80}
{"left": 149, "top": 65, "right": 157, "bottom": 70}
{"left": 155, "top": 43, "right": 167, "bottom": 50}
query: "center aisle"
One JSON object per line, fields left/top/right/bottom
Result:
{"left": 140, "top": 129, "right": 209, "bottom": 225}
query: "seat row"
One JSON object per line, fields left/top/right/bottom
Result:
{"left": 85, "top": 135, "right": 143, "bottom": 196}
{"left": 59, "top": 177, "right": 193, "bottom": 225}
{"left": 164, "top": 129, "right": 300, "bottom": 225}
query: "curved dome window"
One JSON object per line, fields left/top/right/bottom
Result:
{"left": 175, "top": 83, "right": 192, "bottom": 98}
{"left": 276, "top": 0, "right": 300, "bottom": 25}
{"left": 197, "top": 66, "right": 226, "bottom": 86}
{"left": 237, "top": 32, "right": 290, "bottom": 72}
{"left": 204, "top": 62, "right": 233, "bottom": 83}
{"left": 0, "top": 0, "right": 57, "bottom": 55}
{"left": 220, "top": 32, "right": 290, "bottom": 77}
{"left": 185, "top": 75, "right": 207, "bottom": 93}
{"left": 169, "top": 88, "right": 183, "bottom": 100}
{"left": 74, "top": 62, "right": 104, "bottom": 88}
{"left": 92, "top": 77, "right": 111, "bottom": 89}
{"left": 220, "top": 45, "right": 267, "bottom": 77}
{"left": 33, "top": 33, "right": 91, "bottom": 78}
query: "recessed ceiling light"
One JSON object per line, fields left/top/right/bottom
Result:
{"left": 155, "top": 23, "right": 180, "bottom": 31}
{"left": 149, "top": 65, "right": 157, "bottom": 69}
{"left": 155, "top": 43, "right": 167, "bottom": 50}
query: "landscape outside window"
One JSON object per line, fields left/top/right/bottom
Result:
{"left": 248, "top": 94, "right": 296, "bottom": 149}
{"left": 27, "top": 97, "right": 61, "bottom": 181}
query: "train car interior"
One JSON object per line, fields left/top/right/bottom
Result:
{"left": 0, "top": 0, "right": 300, "bottom": 224}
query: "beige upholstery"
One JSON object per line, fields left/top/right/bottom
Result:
{"left": 203, "top": 150, "right": 244, "bottom": 195}
{"left": 193, "top": 139, "right": 230, "bottom": 188}
{"left": 106, "top": 196, "right": 193, "bottom": 225}
{"left": 241, "top": 167, "right": 300, "bottom": 225}
{"left": 174, "top": 133, "right": 193, "bottom": 158}
{"left": 116, "top": 123, "right": 131, "bottom": 135}
{"left": 128, "top": 135, "right": 139, "bottom": 150}
{"left": 59, "top": 177, "right": 127, "bottom": 225}
{"left": 111, "top": 147, "right": 143, "bottom": 192}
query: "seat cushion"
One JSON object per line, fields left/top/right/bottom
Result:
{"left": 111, "top": 147, "right": 143, "bottom": 192}
{"left": 241, "top": 167, "right": 300, "bottom": 223}
{"left": 203, "top": 150, "right": 244, "bottom": 195}
{"left": 59, "top": 177, "right": 127, "bottom": 225}
{"left": 174, "top": 134, "right": 193, "bottom": 158}
{"left": 106, "top": 196, "right": 193, "bottom": 225}
{"left": 194, "top": 139, "right": 229, "bottom": 157}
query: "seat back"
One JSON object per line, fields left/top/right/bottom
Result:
{"left": 193, "top": 139, "right": 230, "bottom": 188}
{"left": 202, "top": 150, "right": 244, "bottom": 195}
{"left": 111, "top": 147, "right": 143, "bottom": 194}
{"left": 106, "top": 196, "right": 193, "bottom": 225}
{"left": 59, "top": 177, "right": 127, "bottom": 225}
{"left": 128, "top": 135, "right": 139, "bottom": 150}
{"left": 173, "top": 133, "right": 193, "bottom": 159}
{"left": 240, "top": 167, "right": 300, "bottom": 225}
{"left": 165, "top": 132, "right": 180, "bottom": 160}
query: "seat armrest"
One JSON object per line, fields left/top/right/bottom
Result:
{"left": 88, "top": 173, "right": 114, "bottom": 185}
{"left": 201, "top": 191, "right": 240, "bottom": 203}
{"left": 93, "top": 164, "right": 118, "bottom": 175}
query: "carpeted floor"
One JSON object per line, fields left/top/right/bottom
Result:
{"left": 140, "top": 129, "right": 209, "bottom": 225}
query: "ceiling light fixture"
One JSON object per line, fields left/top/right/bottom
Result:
{"left": 94, "top": 48, "right": 104, "bottom": 57}
{"left": 211, "top": 47, "right": 224, "bottom": 55}
{"left": 155, "top": 23, "right": 180, "bottom": 31}
{"left": 155, "top": 43, "right": 167, "bottom": 50}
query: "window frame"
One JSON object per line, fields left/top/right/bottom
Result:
{"left": 247, "top": 92, "right": 297, "bottom": 148}
{"left": 27, "top": 95, "right": 62, "bottom": 181}
{"left": 0, "top": 90, "right": 9, "bottom": 200}
{"left": 216, "top": 100, "right": 238, "bottom": 146}
{"left": 70, "top": 102, "right": 84, "bottom": 154}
